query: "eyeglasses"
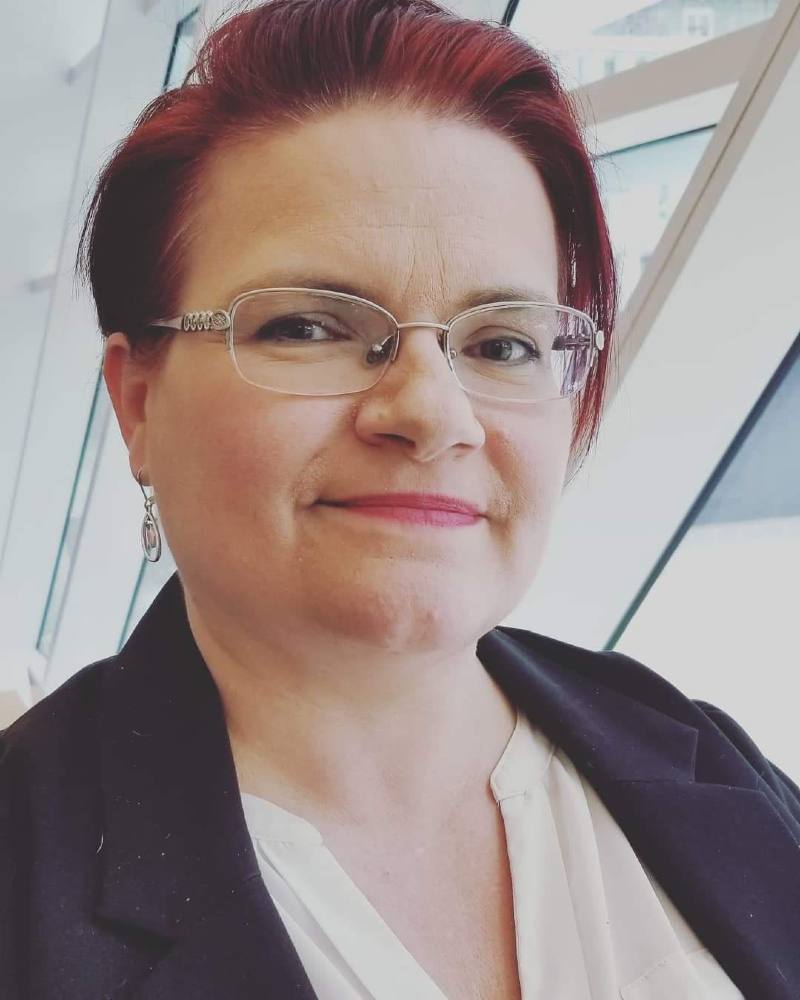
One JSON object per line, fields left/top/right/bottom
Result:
{"left": 147, "top": 287, "right": 605, "bottom": 403}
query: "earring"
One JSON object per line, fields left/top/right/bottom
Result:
{"left": 136, "top": 467, "right": 162, "bottom": 563}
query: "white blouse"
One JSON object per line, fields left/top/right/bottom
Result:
{"left": 240, "top": 708, "right": 743, "bottom": 999}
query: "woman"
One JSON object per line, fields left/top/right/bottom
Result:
{"left": 2, "top": 1, "right": 798, "bottom": 997}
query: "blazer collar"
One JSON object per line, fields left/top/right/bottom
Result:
{"left": 95, "top": 573, "right": 319, "bottom": 996}
{"left": 478, "top": 625, "right": 800, "bottom": 998}
{"left": 95, "top": 573, "right": 800, "bottom": 998}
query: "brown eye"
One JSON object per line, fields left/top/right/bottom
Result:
{"left": 463, "top": 334, "right": 541, "bottom": 365}
{"left": 252, "top": 313, "right": 348, "bottom": 342}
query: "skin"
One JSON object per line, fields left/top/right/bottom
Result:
{"left": 103, "top": 104, "right": 572, "bottom": 841}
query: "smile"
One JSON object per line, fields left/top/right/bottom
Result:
{"left": 317, "top": 503, "right": 481, "bottom": 527}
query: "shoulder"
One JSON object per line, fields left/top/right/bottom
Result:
{"left": 0, "top": 656, "right": 115, "bottom": 793}
{"left": 495, "top": 626, "right": 800, "bottom": 824}
{"left": 691, "top": 697, "right": 800, "bottom": 818}
{"left": 0, "top": 657, "right": 122, "bottom": 993}
{"left": 598, "top": 642, "right": 800, "bottom": 818}
{"left": 0, "top": 657, "right": 118, "bottom": 902}
{"left": 497, "top": 624, "right": 707, "bottom": 715}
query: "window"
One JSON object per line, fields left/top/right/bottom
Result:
{"left": 512, "top": 0, "right": 780, "bottom": 87}
{"left": 612, "top": 334, "right": 800, "bottom": 780}
{"left": 595, "top": 127, "right": 715, "bottom": 308}
{"left": 164, "top": 8, "right": 199, "bottom": 88}
{"left": 683, "top": 7, "right": 715, "bottom": 39}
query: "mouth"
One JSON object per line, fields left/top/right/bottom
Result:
{"left": 315, "top": 500, "right": 482, "bottom": 527}
{"left": 317, "top": 493, "right": 485, "bottom": 517}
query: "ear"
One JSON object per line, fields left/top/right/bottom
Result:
{"left": 102, "top": 332, "right": 154, "bottom": 480}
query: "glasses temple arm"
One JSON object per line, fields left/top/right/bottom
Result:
{"left": 146, "top": 317, "right": 184, "bottom": 331}
{"left": 145, "top": 310, "right": 232, "bottom": 333}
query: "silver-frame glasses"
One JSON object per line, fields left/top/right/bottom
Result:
{"left": 147, "top": 287, "right": 606, "bottom": 403}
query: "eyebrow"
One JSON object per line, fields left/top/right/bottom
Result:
{"left": 223, "top": 274, "right": 558, "bottom": 313}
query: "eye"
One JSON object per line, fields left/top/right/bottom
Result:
{"left": 251, "top": 313, "right": 350, "bottom": 342}
{"left": 463, "top": 332, "right": 542, "bottom": 364}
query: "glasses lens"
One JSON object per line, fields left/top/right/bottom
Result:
{"left": 450, "top": 303, "right": 595, "bottom": 401}
{"left": 229, "top": 290, "right": 395, "bottom": 395}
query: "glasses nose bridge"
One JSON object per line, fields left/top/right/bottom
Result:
{"left": 390, "top": 319, "right": 454, "bottom": 362}
{"left": 394, "top": 319, "right": 451, "bottom": 335}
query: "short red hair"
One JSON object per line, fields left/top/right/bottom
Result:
{"left": 79, "top": 0, "right": 617, "bottom": 471}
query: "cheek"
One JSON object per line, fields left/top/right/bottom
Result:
{"left": 150, "top": 366, "right": 334, "bottom": 534}
{"left": 485, "top": 402, "right": 572, "bottom": 520}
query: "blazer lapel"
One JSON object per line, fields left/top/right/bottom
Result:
{"left": 94, "top": 572, "right": 799, "bottom": 999}
{"left": 94, "top": 573, "right": 316, "bottom": 998}
{"left": 477, "top": 626, "right": 800, "bottom": 1000}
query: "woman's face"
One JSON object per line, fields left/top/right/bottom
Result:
{"left": 108, "top": 106, "right": 572, "bottom": 653}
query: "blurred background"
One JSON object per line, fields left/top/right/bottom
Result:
{"left": 1, "top": 0, "right": 798, "bottom": 777}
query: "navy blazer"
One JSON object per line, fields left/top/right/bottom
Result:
{"left": 2, "top": 571, "right": 799, "bottom": 999}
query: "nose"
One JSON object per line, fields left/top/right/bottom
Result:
{"left": 353, "top": 323, "right": 485, "bottom": 461}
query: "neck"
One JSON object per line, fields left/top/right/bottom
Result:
{"left": 183, "top": 589, "right": 516, "bottom": 832}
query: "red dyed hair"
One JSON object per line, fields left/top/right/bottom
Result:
{"left": 78, "top": 0, "right": 617, "bottom": 472}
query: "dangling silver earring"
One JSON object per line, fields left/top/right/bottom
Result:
{"left": 136, "top": 467, "right": 162, "bottom": 563}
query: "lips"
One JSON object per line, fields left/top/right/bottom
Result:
{"left": 319, "top": 493, "right": 484, "bottom": 516}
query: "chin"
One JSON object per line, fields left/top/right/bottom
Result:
{"left": 318, "top": 586, "right": 499, "bottom": 651}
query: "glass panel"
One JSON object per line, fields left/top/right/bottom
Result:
{"left": 164, "top": 7, "right": 200, "bottom": 88}
{"left": 611, "top": 333, "right": 800, "bottom": 777}
{"left": 36, "top": 374, "right": 111, "bottom": 659}
{"left": 441, "top": 0, "right": 510, "bottom": 18}
{"left": 512, "top": 0, "right": 779, "bottom": 87}
{"left": 37, "top": 6, "right": 198, "bottom": 666}
{"left": 595, "top": 127, "right": 714, "bottom": 308}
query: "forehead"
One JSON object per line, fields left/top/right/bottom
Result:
{"left": 182, "top": 107, "right": 560, "bottom": 312}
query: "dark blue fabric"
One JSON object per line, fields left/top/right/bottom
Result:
{"left": 1, "top": 571, "right": 798, "bottom": 998}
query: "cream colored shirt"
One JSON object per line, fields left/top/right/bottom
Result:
{"left": 240, "top": 708, "right": 743, "bottom": 999}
